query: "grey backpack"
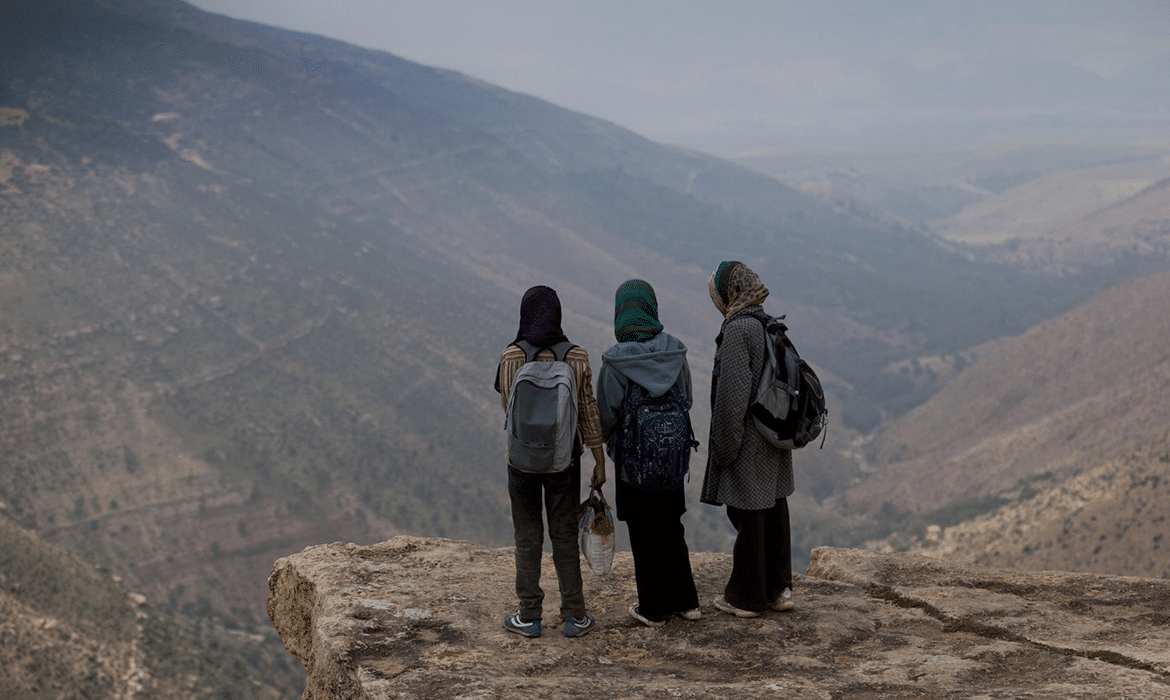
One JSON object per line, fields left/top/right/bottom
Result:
{"left": 748, "top": 313, "right": 827, "bottom": 450}
{"left": 505, "top": 341, "right": 578, "bottom": 473}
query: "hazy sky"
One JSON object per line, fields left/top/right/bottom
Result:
{"left": 186, "top": 1, "right": 1170, "bottom": 155}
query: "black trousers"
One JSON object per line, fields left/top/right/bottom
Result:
{"left": 507, "top": 459, "right": 585, "bottom": 622}
{"left": 724, "top": 498, "right": 792, "bottom": 612}
{"left": 617, "top": 478, "right": 700, "bottom": 621}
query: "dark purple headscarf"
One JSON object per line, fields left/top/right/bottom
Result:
{"left": 513, "top": 285, "right": 570, "bottom": 347}
{"left": 495, "top": 285, "right": 571, "bottom": 393}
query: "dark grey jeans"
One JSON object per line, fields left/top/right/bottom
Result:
{"left": 507, "top": 458, "right": 585, "bottom": 622}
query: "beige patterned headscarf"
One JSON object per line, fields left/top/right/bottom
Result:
{"left": 708, "top": 261, "right": 769, "bottom": 319}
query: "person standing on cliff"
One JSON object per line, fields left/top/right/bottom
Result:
{"left": 494, "top": 285, "right": 607, "bottom": 638}
{"left": 596, "top": 279, "right": 702, "bottom": 627}
{"left": 701, "top": 261, "right": 796, "bottom": 618}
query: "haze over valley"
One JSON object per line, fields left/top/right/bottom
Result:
{"left": 2, "top": 1, "right": 1170, "bottom": 697}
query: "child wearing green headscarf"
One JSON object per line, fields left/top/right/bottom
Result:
{"left": 597, "top": 279, "right": 701, "bottom": 627}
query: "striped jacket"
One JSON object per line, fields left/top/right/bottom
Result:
{"left": 496, "top": 344, "right": 604, "bottom": 452}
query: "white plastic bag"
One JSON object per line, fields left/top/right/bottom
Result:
{"left": 579, "top": 486, "right": 615, "bottom": 576}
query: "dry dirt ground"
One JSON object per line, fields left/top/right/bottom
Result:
{"left": 268, "top": 537, "right": 1170, "bottom": 699}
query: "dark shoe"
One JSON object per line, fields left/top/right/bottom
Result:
{"left": 503, "top": 612, "right": 542, "bottom": 638}
{"left": 714, "top": 596, "right": 760, "bottom": 618}
{"left": 563, "top": 614, "right": 596, "bottom": 637}
{"left": 771, "top": 587, "right": 795, "bottom": 612}
{"left": 629, "top": 605, "right": 666, "bottom": 628}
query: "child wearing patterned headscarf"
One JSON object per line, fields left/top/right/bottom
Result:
{"left": 597, "top": 279, "right": 701, "bottom": 627}
{"left": 702, "top": 262, "right": 796, "bottom": 618}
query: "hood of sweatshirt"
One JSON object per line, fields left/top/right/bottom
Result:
{"left": 600, "top": 332, "right": 688, "bottom": 397}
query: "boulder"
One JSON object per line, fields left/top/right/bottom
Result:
{"left": 268, "top": 537, "right": 1170, "bottom": 699}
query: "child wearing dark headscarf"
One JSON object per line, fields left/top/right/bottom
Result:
{"left": 495, "top": 285, "right": 606, "bottom": 639}
{"left": 702, "top": 262, "right": 796, "bottom": 618}
{"left": 597, "top": 279, "right": 701, "bottom": 627}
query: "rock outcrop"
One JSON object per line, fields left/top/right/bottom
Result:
{"left": 267, "top": 537, "right": 1170, "bottom": 699}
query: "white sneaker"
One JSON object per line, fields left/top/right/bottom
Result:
{"left": 629, "top": 605, "right": 666, "bottom": 628}
{"left": 678, "top": 607, "right": 702, "bottom": 621}
{"left": 771, "top": 587, "right": 795, "bottom": 612}
{"left": 714, "top": 596, "right": 760, "bottom": 618}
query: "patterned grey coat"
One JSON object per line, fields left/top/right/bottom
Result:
{"left": 700, "top": 305, "right": 794, "bottom": 510}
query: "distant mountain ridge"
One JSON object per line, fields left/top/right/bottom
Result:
{"left": 932, "top": 158, "right": 1170, "bottom": 269}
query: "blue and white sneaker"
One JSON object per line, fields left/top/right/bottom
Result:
{"left": 562, "top": 614, "right": 596, "bottom": 637}
{"left": 503, "top": 612, "right": 541, "bottom": 638}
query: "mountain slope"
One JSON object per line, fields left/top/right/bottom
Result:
{"left": 2, "top": 0, "right": 529, "bottom": 620}
{"left": 1051, "top": 175, "right": 1170, "bottom": 263}
{"left": 840, "top": 269, "right": 1170, "bottom": 531}
{"left": 0, "top": 513, "right": 301, "bottom": 699}
{"left": 156, "top": 0, "right": 1108, "bottom": 387}
{"left": 921, "top": 440, "right": 1170, "bottom": 578}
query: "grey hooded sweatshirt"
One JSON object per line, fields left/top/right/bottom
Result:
{"left": 596, "top": 332, "right": 693, "bottom": 480}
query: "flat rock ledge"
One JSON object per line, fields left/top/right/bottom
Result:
{"left": 267, "top": 537, "right": 1170, "bottom": 699}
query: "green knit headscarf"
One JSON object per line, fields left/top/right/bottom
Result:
{"left": 614, "top": 279, "right": 664, "bottom": 343}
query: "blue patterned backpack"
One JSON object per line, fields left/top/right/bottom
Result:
{"left": 616, "top": 382, "right": 698, "bottom": 490}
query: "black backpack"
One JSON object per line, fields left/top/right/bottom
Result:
{"left": 616, "top": 382, "right": 699, "bottom": 490}
{"left": 747, "top": 313, "right": 828, "bottom": 450}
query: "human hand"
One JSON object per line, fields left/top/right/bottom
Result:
{"left": 590, "top": 446, "right": 607, "bottom": 488}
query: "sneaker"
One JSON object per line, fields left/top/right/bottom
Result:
{"left": 771, "top": 587, "right": 795, "bottom": 612}
{"left": 678, "top": 607, "right": 702, "bottom": 621}
{"left": 628, "top": 605, "right": 666, "bottom": 628}
{"left": 713, "top": 596, "right": 760, "bottom": 618}
{"left": 562, "top": 614, "right": 596, "bottom": 637}
{"left": 503, "top": 612, "right": 541, "bottom": 638}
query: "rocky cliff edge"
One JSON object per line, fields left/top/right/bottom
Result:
{"left": 267, "top": 537, "right": 1170, "bottom": 699}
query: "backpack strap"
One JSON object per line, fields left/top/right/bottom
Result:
{"left": 514, "top": 339, "right": 576, "bottom": 362}
{"left": 548, "top": 341, "right": 575, "bottom": 362}
{"left": 747, "top": 310, "right": 801, "bottom": 411}
{"left": 747, "top": 310, "right": 786, "bottom": 333}
{"left": 513, "top": 339, "right": 535, "bottom": 362}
